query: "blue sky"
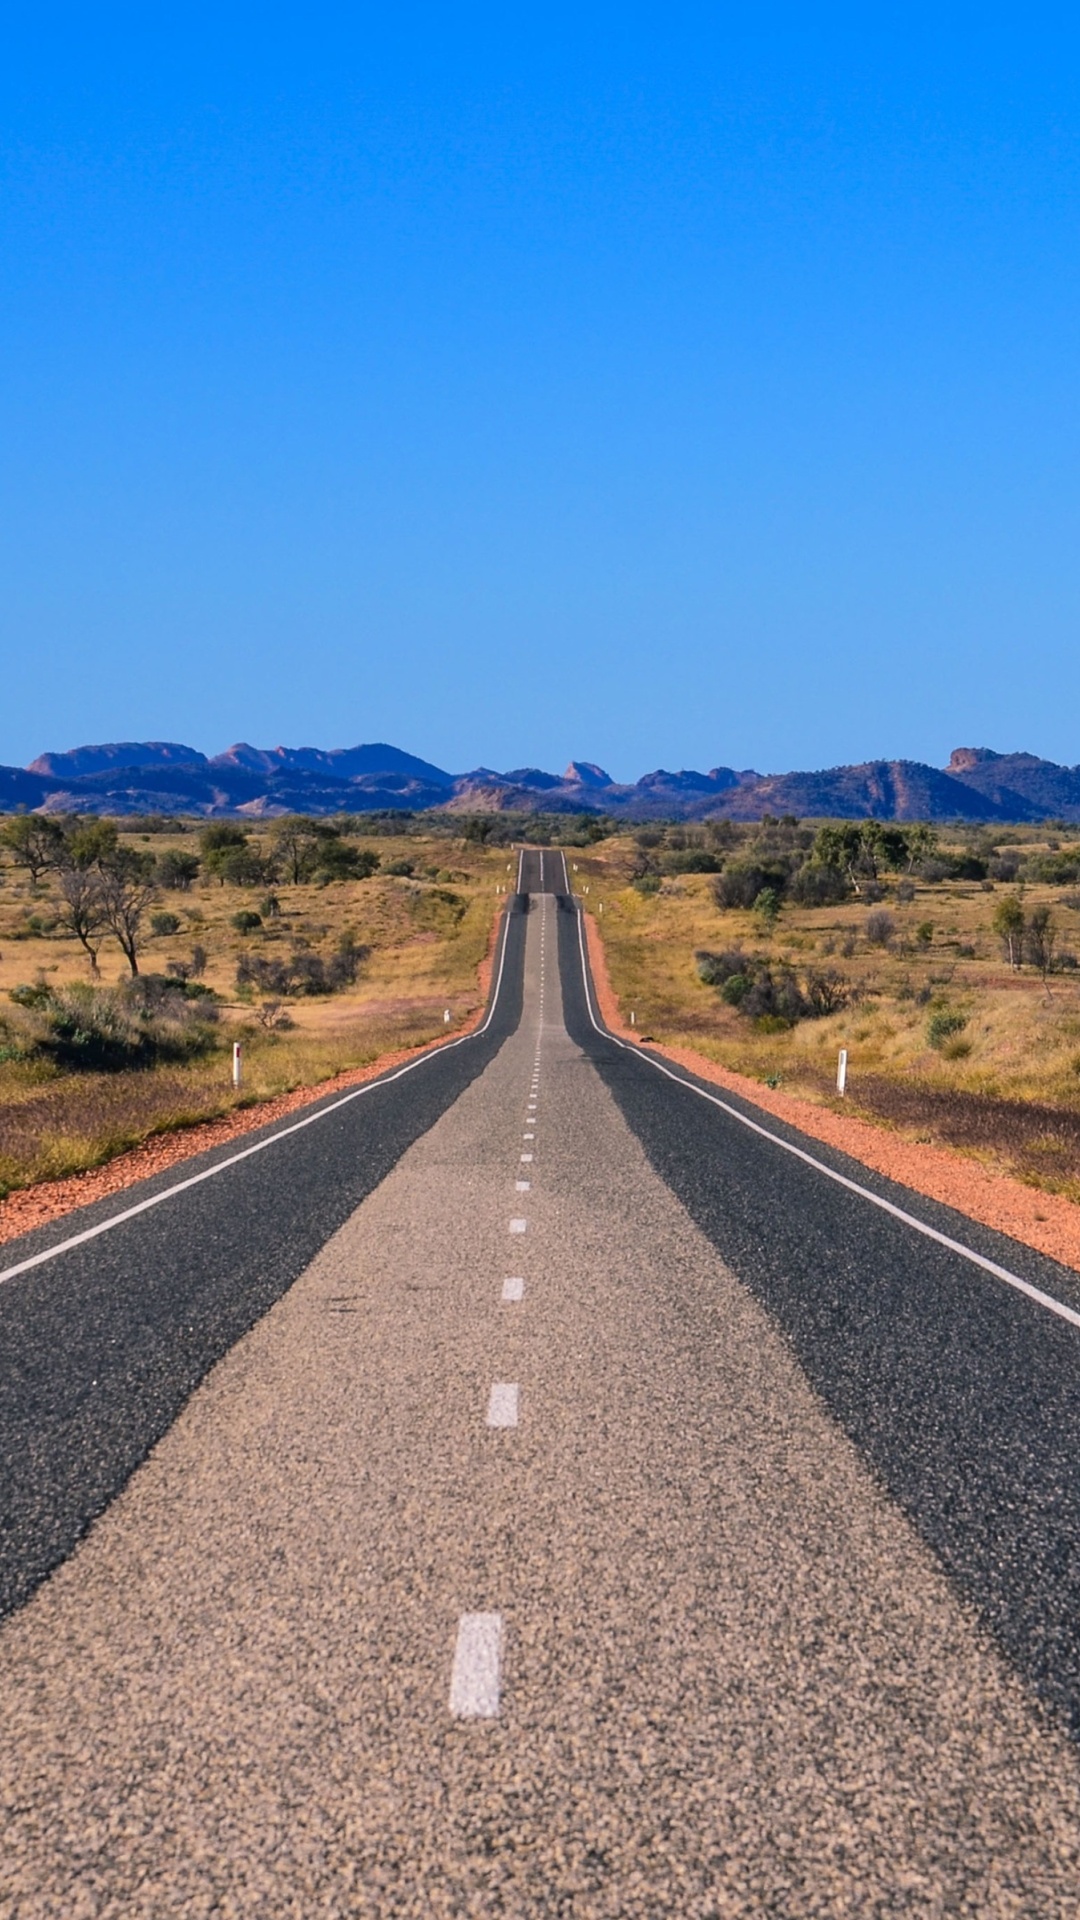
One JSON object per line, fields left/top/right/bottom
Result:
{"left": 2, "top": 5, "right": 1079, "bottom": 780}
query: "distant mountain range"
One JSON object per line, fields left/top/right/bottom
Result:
{"left": 2, "top": 740, "right": 1079, "bottom": 823}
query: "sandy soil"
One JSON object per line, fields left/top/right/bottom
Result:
{"left": 584, "top": 913, "right": 1080, "bottom": 1276}
{"left": 0, "top": 904, "right": 503, "bottom": 1251}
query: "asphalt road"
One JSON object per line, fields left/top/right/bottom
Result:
{"left": 4, "top": 860, "right": 1080, "bottom": 1913}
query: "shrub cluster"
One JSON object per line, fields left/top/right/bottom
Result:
{"left": 6, "top": 975, "right": 219, "bottom": 1072}
{"left": 702, "top": 821, "right": 947, "bottom": 916}
{"left": 695, "top": 948, "right": 850, "bottom": 1029}
{"left": 235, "top": 933, "right": 369, "bottom": 998}
{"left": 198, "top": 820, "right": 382, "bottom": 888}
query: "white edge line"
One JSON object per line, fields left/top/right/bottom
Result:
{"left": 0, "top": 898, "right": 518, "bottom": 1291}
{"left": 573, "top": 902, "right": 1080, "bottom": 1335}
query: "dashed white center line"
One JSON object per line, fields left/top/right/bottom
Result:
{"left": 523, "top": 1132, "right": 534, "bottom": 1140}
{"left": 487, "top": 1382, "right": 520, "bottom": 1427}
{"left": 516, "top": 1179, "right": 530, "bottom": 1191}
{"left": 520, "top": 1152, "right": 533, "bottom": 1162}
{"left": 449, "top": 1612, "right": 503, "bottom": 1719}
{"left": 501, "top": 1276, "right": 524, "bottom": 1301}
{"left": 509, "top": 1217, "right": 527, "bottom": 1233}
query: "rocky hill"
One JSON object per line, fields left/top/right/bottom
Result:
{"left": 2, "top": 739, "right": 1078, "bottom": 822}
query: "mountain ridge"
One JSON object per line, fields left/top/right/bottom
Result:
{"left": 4, "top": 740, "right": 1079, "bottom": 822}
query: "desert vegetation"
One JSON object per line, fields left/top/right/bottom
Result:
{"left": 0, "top": 811, "right": 527, "bottom": 1197}
{"left": 570, "top": 816, "right": 1080, "bottom": 1201}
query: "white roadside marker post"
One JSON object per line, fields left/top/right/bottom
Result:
{"left": 232, "top": 1042, "right": 242, "bottom": 1090}
{"left": 837, "top": 1048, "right": 848, "bottom": 1097}
{"left": 630, "top": 1010, "right": 635, "bottom": 1027}
{"left": 444, "top": 1008, "right": 451, "bottom": 1025}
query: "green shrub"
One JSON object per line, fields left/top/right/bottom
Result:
{"left": 714, "top": 862, "right": 790, "bottom": 910}
{"left": 1024, "top": 852, "right": 1080, "bottom": 886}
{"left": 695, "top": 948, "right": 748, "bottom": 986}
{"left": 232, "top": 909, "right": 263, "bottom": 933}
{"left": 927, "top": 1008, "right": 967, "bottom": 1050}
{"left": 9, "top": 981, "right": 51, "bottom": 1008}
{"left": 200, "top": 824, "right": 265, "bottom": 887}
{"left": 666, "top": 850, "right": 723, "bottom": 874}
{"left": 150, "top": 912, "right": 181, "bottom": 936}
{"left": 787, "top": 863, "right": 849, "bottom": 907}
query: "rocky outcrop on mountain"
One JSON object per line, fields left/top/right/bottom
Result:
{"left": 944, "top": 748, "right": 1080, "bottom": 819}
{"left": 4, "top": 739, "right": 1079, "bottom": 821}
{"left": 715, "top": 759, "right": 1015, "bottom": 823}
{"left": 563, "top": 761, "right": 614, "bottom": 789}
{"left": 28, "top": 741, "right": 206, "bottom": 778}
{"left": 208, "top": 742, "right": 453, "bottom": 785}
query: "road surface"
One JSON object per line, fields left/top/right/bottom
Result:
{"left": 2, "top": 853, "right": 1080, "bottom": 1915}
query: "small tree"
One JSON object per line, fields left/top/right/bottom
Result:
{"left": 55, "top": 864, "right": 107, "bottom": 975}
{"left": 1026, "top": 904, "right": 1058, "bottom": 983}
{"left": 65, "top": 819, "right": 119, "bottom": 869}
{"left": 753, "top": 886, "right": 782, "bottom": 929}
{"left": 812, "top": 823, "right": 884, "bottom": 894}
{"left": 51, "top": 819, "right": 119, "bottom": 975}
{"left": 97, "top": 848, "right": 157, "bottom": 975}
{"left": 905, "top": 824, "right": 939, "bottom": 871}
{"left": 155, "top": 848, "right": 200, "bottom": 890}
{"left": 274, "top": 818, "right": 320, "bottom": 885}
{"left": 992, "top": 895, "right": 1025, "bottom": 969}
{"left": 316, "top": 837, "right": 379, "bottom": 882}
{"left": 200, "top": 823, "right": 256, "bottom": 885}
{"left": 0, "top": 813, "right": 65, "bottom": 882}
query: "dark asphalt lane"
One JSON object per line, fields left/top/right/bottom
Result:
{"left": 559, "top": 891, "right": 1080, "bottom": 1739}
{"left": 0, "top": 896, "right": 527, "bottom": 1621}
{"left": 517, "top": 845, "right": 568, "bottom": 893}
{"left": 516, "top": 846, "right": 555, "bottom": 893}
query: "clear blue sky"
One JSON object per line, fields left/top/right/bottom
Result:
{"left": 2, "top": 5, "right": 1079, "bottom": 780}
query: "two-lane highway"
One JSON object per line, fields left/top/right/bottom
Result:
{"left": 3, "top": 855, "right": 1080, "bottom": 1913}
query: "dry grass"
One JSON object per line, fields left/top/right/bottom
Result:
{"left": 569, "top": 836, "right": 1080, "bottom": 1200}
{"left": 0, "top": 826, "right": 508, "bottom": 1194}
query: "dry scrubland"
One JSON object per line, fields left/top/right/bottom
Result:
{"left": 8, "top": 807, "right": 1080, "bottom": 1212}
{"left": 570, "top": 822, "right": 1080, "bottom": 1204}
{"left": 0, "top": 818, "right": 515, "bottom": 1196}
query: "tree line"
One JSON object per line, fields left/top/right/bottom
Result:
{"left": 0, "top": 814, "right": 383, "bottom": 977}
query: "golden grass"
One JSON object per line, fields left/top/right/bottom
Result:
{"left": 569, "top": 836, "right": 1080, "bottom": 1197}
